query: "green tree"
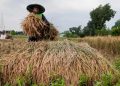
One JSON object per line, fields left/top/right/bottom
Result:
{"left": 63, "top": 26, "right": 85, "bottom": 38}
{"left": 69, "top": 26, "right": 81, "bottom": 36}
{"left": 69, "top": 26, "right": 84, "bottom": 37}
{"left": 111, "top": 28, "right": 120, "bottom": 36}
{"left": 111, "top": 19, "right": 120, "bottom": 36}
{"left": 10, "top": 30, "right": 16, "bottom": 35}
{"left": 83, "top": 21, "right": 96, "bottom": 36}
{"left": 96, "top": 28, "right": 111, "bottom": 36}
{"left": 112, "top": 19, "right": 120, "bottom": 28}
{"left": 84, "top": 3, "right": 116, "bottom": 36}
{"left": 63, "top": 31, "right": 78, "bottom": 38}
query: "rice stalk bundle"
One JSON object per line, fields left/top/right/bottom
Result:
{"left": 0, "top": 40, "right": 119, "bottom": 86}
{"left": 22, "top": 13, "right": 49, "bottom": 36}
{"left": 21, "top": 13, "right": 58, "bottom": 40}
{"left": 49, "top": 24, "right": 59, "bottom": 40}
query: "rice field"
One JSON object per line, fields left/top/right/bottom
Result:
{"left": 0, "top": 36, "right": 120, "bottom": 86}
{"left": 68, "top": 36, "right": 120, "bottom": 60}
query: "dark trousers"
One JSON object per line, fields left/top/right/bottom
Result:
{"left": 28, "top": 26, "right": 50, "bottom": 42}
{"left": 28, "top": 36, "right": 39, "bottom": 42}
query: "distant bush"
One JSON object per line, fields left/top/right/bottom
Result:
{"left": 10, "top": 30, "right": 17, "bottom": 35}
{"left": 63, "top": 31, "right": 78, "bottom": 38}
{"left": 62, "top": 26, "right": 85, "bottom": 38}
{"left": 96, "top": 28, "right": 111, "bottom": 36}
{"left": 111, "top": 27, "right": 120, "bottom": 36}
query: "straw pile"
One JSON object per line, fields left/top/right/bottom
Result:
{"left": 21, "top": 13, "right": 58, "bottom": 40}
{"left": 0, "top": 40, "right": 119, "bottom": 86}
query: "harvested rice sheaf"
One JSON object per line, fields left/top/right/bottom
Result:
{"left": 0, "top": 40, "right": 119, "bottom": 86}
{"left": 21, "top": 13, "right": 58, "bottom": 40}
{"left": 49, "top": 24, "right": 59, "bottom": 40}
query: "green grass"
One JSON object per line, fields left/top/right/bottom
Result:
{"left": 12, "top": 35, "right": 27, "bottom": 39}
{"left": 114, "top": 58, "right": 120, "bottom": 71}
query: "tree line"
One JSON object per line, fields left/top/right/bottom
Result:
{"left": 62, "top": 4, "right": 120, "bottom": 37}
{"left": 0, "top": 30, "right": 24, "bottom": 35}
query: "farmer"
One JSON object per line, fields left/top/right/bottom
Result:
{"left": 26, "top": 4, "right": 50, "bottom": 41}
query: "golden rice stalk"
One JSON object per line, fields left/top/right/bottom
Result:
{"left": 49, "top": 24, "right": 59, "bottom": 40}
{"left": 21, "top": 13, "right": 59, "bottom": 41}
{"left": 21, "top": 13, "right": 48, "bottom": 36}
{"left": 0, "top": 40, "right": 119, "bottom": 86}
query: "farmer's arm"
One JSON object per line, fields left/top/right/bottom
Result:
{"left": 42, "top": 14, "right": 50, "bottom": 26}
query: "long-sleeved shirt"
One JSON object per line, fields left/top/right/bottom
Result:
{"left": 37, "top": 14, "right": 50, "bottom": 26}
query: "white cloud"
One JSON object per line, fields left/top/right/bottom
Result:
{"left": 0, "top": 0, "right": 119, "bottom": 32}
{"left": 45, "top": 0, "right": 100, "bottom": 13}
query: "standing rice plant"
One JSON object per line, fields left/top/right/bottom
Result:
{"left": 69, "top": 36, "right": 120, "bottom": 60}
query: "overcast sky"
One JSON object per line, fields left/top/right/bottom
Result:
{"left": 0, "top": 0, "right": 120, "bottom": 32}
